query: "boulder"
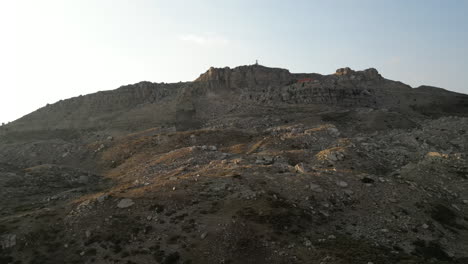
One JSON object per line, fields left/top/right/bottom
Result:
{"left": 117, "top": 198, "right": 135, "bottom": 208}
{"left": 309, "top": 183, "right": 323, "bottom": 193}
{"left": 327, "top": 126, "right": 340, "bottom": 137}
{"left": 295, "top": 163, "right": 307, "bottom": 173}
{"left": 208, "top": 145, "right": 217, "bottom": 151}
{"left": 336, "top": 181, "right": 349, "bottom": 188}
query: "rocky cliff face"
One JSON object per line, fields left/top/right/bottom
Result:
{"left": 195, "top": 65, "right": 294, "bottom": 89}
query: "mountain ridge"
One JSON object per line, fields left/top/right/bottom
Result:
{"left": 2, "top": 64, "right": 467, "bottom": 137}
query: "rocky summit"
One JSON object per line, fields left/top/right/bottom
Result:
{"left": 1, "top": 64, "right": 468, "bottom": 264}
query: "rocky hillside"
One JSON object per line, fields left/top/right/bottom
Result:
{"left": 2, "top": 65, "right": 467, "bottom": 137}
{"left": 1, "top": 65, "right": 468, "bottom": 264}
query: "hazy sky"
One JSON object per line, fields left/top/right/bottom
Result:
{"left": 1, "top": 0, "right": 467, "bottom": 124}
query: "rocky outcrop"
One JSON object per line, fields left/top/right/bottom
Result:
{"left": 236, "top": 67, "right": 406, "bottom": 108}
{"left": 175, "top": 86, "right": 201, "bottom": 131}
{"left": 335, "top": 67, "right": 382, "bottom": 80}
{"left": 195, "top": 65, "right": 294, "bottom": 89}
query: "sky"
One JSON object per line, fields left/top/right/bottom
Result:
{"left": 1, "top": 0, "right": 467, "bottom": 124}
